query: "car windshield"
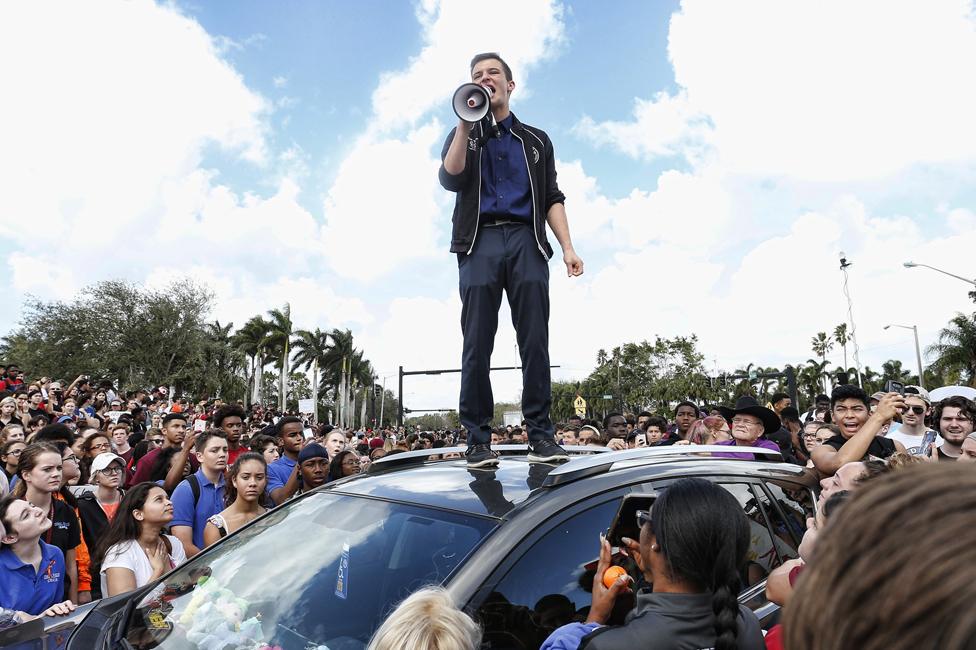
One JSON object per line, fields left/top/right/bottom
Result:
{"left": 117, "top": 492, "right": 495, "bottom": 649}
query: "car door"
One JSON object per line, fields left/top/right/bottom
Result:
{"left": 466, "top": 492, "right": 627, "bottom": 650}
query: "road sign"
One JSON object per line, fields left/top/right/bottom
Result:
{"left": 573, "top": 395, "right": 587, "bottom": 417}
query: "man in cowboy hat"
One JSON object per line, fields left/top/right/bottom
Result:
{"left": 713, "top": 396, "right": 783, "bottom": 460}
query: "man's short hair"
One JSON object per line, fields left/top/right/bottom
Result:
{"left": 470, "top": 52, "right": 512, "bottom": 81}
{"left": 33, "top": 423, "right": 74, "bottom": 447}
{"left": 674, "top": 401, "right": 698, "bottom": 416}
{"left": 212, "top": 404, "right": 246, "bottom": 429}
{"left": 830, "top": 384, "right": 869, "bottom": 410}
{"left": 644, "top": 416, "right": 668, "bottom": 431}
{"left": 815, "top": 394, "right": 830, "bottom": 403}
{"left": 194, "top": 430, "right": 227, "bottom": 453}
{"left": 780, "top": 407, "right": 801, "bottom": 424}
{"left": 162, "top": 412, "right": 187, "bottom": 426}
{"left": 638, "top": 411, "right": 652, "bottom": 419}
{"left": 602, "top": 412, "right": 623, "bottom": 429}
{"left": 771, "top": 392, "right": 790, "bottom": 405}
{"left": 275, "top": 415, "right": 303, "bottom": 437}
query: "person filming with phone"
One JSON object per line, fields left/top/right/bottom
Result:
{"left": 811, "top": 385, "right": 906, "bottom": 476}
{"left": 541, "top": 478, "right": 764, "bottom": 650}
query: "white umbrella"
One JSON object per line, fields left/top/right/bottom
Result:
{"left": 929, "top": 385, "right": 976, "bottom": 402}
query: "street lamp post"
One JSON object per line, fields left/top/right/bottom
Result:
{"left": 903, "top": 262, "right": 976, "bottom": 287}
{"left": 883, "top": 324, "right": 925, "bottom": 389}
{"left": 839, "top": 252, "right": 864, "bottom": 387}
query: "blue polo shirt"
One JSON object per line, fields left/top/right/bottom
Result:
{"left": 479, "top": 114, "right": 532, "bottom": 223}
{"left": 266, "top": 455, "right": 297, "bottom": 495}
{"left": 0, "top": 541, "right": 65, "bottom": 615}
{"left": 170, "top": 469, "right": 225, "bottom": 548}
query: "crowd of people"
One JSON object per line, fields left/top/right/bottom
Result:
{"left": 1, "top": 360, "right": 975, "bottom": 649}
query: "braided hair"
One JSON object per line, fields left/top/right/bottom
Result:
{"left": 650, "top": 478, "right": 749, "bottom": 650}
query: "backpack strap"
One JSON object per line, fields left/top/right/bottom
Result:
{"left": 187, "top": 473, "right": 201, "bottom": 509}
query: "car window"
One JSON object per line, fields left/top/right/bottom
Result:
{"left": 757, "top": 480, "right": 814, "bottom": 549}
{"left": 116, "top": 493, "right": 494, "bottom": 650}
{"left": 475, "top": 500, "right": 619, "bottom": 650}
{"left": 715, "top": 482, "right": 795, "bottom": 585}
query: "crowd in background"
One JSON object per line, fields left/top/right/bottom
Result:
{"left": 1, "top": 360, "right": 975, "bottom": 650}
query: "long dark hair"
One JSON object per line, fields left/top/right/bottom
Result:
{"left": 327, "top": 450, "right": 356, "bottom": 483}
{"left": 223, "top": 452, "right": 267, "bottom": 507}
{"left": 650, "top": 478, "right": 749, "bottom": 650}
{"left": 93, "top": 482, "right": 171, "bottom": 566}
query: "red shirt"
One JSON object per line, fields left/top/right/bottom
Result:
{"left": 227, "top": 446, "right": 245, "bottom": 466}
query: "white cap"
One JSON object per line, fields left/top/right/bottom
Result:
{"left": 90, "top": 452, "right": 125, "bottom": 474}
{"left": 904, "top": 385, "right": 931, "bottom": 404}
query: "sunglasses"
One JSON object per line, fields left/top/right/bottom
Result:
{"left": 904, "top": 405, "right": 925, "bottom": 415}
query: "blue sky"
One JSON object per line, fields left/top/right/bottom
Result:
{"left": 1, "top": 0, "right": 974, "bottom": 410}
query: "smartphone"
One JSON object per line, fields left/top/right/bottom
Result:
{"left": 193, "top": 418, "right": 207, "bottom": 433}
{"left": 884, "top": 380, "right": 905, "bottom": 395}
{"left": 606, "top": 493, "right": 658, "bottom": 546}
{"left": 635, "top": 434, "right": 647, "bottom": 447}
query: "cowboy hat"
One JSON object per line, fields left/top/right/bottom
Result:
{"left": 718, "top": 396, "right": 781, "bottom": 434}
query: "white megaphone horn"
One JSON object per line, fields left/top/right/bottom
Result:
{"left": 452, "top": 83, "right": 493, "bottom": 122}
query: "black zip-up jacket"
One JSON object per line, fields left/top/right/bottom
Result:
{"left": 438, "top": 113, "right": 565, "bottom": 258}
{"left": 77, "top": 490, "right": 123, "bottom": 600}
{"left": 580, "top": 591, "right": 765, "bottom": 650}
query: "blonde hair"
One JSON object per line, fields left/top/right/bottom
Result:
{"left": 0, "top": 397, "right": 16, "bottom": 410}
{"left": 367, "top": 586, "right": 481, "bottom": 650}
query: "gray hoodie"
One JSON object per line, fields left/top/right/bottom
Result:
{"left": 580, "top": 591, "right": 765, "bottom": 650}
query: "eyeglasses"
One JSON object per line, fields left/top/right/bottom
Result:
{"left": 99, "top": 467, "right": 123, "bottom": 475}
{"left": 62, "top": 454, "right": 78, "bottom": 463}
{"left": 903, "top": 406, "right": 925, "bottom": 415}
{"left": 8, "top": 449, "right": 23, "bottom": 457}
{"left": 149, "top": 438, "right": 164, "bottom": 445}
{"left": 91, "top": 442, "right": 111, "bottom": 451}
{"left": 802, "top": 433, "right": 819, "bottom": 439}
{"left": 731, "top": 417, "right": 761, "bottom": 427}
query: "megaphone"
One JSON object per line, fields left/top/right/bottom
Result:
{"left": 452, "top": 83, "right": 493, "bottom": 122}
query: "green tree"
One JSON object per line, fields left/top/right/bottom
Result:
{"left": 292, "top": 327, "right": 332, "bottom": 421}
{"left": 261, "top": 304, "right": 293, "bottom": 412}
{"left": 927, "top": 312, "right": 976, "bottom": 386}
{"left": 232, "top": 316, "right": 270, "bottom": 407}
{"left": 1, "top": 279, "right": 213, "bottom": 393}
{"left": 833, "top": 324, "right": 850, "bottom": 372}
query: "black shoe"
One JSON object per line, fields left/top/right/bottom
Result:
{"left": 466, "top": 444, "right": 499, "bottom": 468}
{"left": 527, "top": 439, "right": 570, "bottom": 464}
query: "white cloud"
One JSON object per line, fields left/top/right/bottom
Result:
{"left": 578, "top": 0, "right": 976, "bottom": 182}
{"left": 369, "top": 0, "right": 566, "bottom": 131}
{"left": 0, "top": 0, "right": 270, "bottom": 257}
{"left": 319, "top": 123, "right": 446, "bottom": 281}
{"left": 574, "top": 91, "right": 712, "bottom": 163}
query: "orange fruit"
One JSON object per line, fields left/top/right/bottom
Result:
{"left": 602, "top": 565, "right": 627, "bottom": 588}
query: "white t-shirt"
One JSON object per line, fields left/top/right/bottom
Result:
{"left": 886, "top": 425, "right": 943, "bottom": 456}
{"left": 100, "top": 535, "right": 187, "bottom": 596}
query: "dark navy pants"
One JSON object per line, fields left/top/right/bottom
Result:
{"left": 458, "top": 223, "right": 554, "bottom": 446}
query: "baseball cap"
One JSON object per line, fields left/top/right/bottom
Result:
{"left": 298, "top": 443, "right": 330, "bottom": 464}
{"left": 90, "top": 452, "right": 125, "bottom": 474}
{"left": 369, "top": 437, "right": 384, "bottom": 449}
{"left": 903, "top": 385, "right": 931, "bottom": 404}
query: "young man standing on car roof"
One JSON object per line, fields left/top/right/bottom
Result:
{"left": 439, "top": 52, "right": 584, "bottom": 468}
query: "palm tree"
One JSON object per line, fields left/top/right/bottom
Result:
{"left": 292, "top": 328, "right": 332, "bottom": 422}
{"left": 811, "top": 332, "right": 834, "bottom": 393}
{"left": 233, "top": 316, "right": 270, "bottom": 407}
{"left": 927, "top": 312, "right": 976, "bottom": 386}
{"left": 262, "top": 304, "right": 294, "bottom": 412}
{"left": 833, "top": 323, "right": 850, "bottom": 372}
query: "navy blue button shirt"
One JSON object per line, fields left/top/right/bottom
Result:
{"left": 479, "top": 115, "right": 532, "bottom": 223}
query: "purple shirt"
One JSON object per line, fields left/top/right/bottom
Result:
{"left": 713, "top": 438, "right": 780, "bottom": 459}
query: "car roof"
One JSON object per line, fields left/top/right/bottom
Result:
{"left": 326, "top": 446, "right": 809, "bottom": 519}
